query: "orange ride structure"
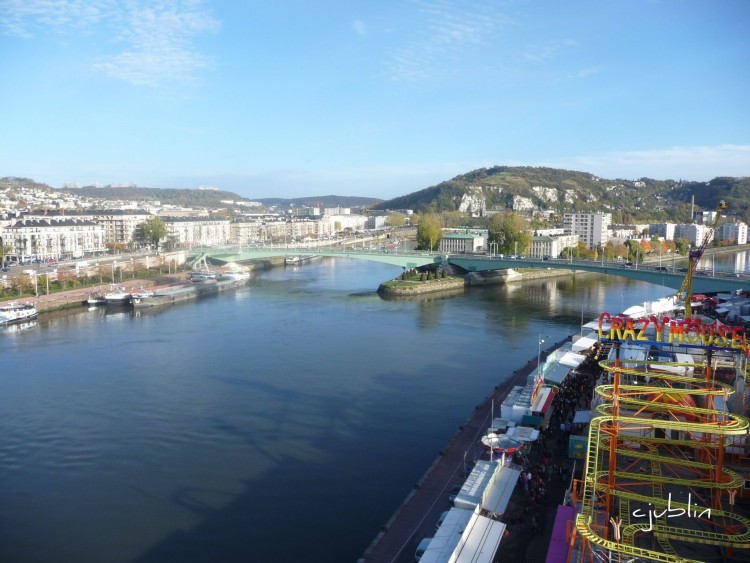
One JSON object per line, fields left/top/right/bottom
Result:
{"left": 571, "top": 346, "right": 750, "bottom": 563}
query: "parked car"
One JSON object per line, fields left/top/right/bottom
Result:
{"left": 436, "top": 510, "right": 449, "bottom": 531}
{"left": 448, "top": 484, "right": 462, "bottom": 504}
{"left": 655, "top": 266, "right": 668, "bottom": 272}
{"left": 415, "top": 537, "right": 432, "bottom": 561}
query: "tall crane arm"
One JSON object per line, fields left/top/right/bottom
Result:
{"left": 675, "top": 200, "right": 727, "bottom": 316}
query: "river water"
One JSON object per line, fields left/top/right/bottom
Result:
{"left": 0, "top": 252, "right": 748, "bottom": 563}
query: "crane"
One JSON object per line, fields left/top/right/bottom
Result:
{"left": 675, "top": 200, "right": 727, "bottom": 317}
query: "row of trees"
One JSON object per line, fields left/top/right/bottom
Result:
{"left": 0, "top": 256, "right": 180, "bottom": 299}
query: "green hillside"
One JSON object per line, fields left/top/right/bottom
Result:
{"left": 372, "top": 166, "right": 749, "bottom": 224}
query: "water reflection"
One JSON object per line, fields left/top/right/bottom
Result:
{"left": 0, "top": 259, "right": 704, "bottom": 563}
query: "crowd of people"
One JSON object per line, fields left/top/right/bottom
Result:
{"left": 505, "top": 365, "right": 599, "bottom": 541}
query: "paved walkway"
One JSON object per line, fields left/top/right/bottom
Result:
{"left": 2, "top": 274, "right": 186, "bottom": 313}
{"left": 359, "top": 339, "right": 570, "bottom": 563}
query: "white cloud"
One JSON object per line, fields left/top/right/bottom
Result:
{"left": 387, "top": 0, "right": 510, "bottom": 81}
{"left": 0, "top": 0, "right": 110, "bottom": 37}
{"left": 547, "top": 145, "right": 750, "bottom": 182}
{"left": 0, "top": 0, "right": 220, "bottom": 87}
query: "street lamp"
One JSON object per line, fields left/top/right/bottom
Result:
{"left": 537, "top": 333, "right": 545, "bottom": 379}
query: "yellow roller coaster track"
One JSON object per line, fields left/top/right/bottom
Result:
{"left": 573, "top": 356, "right": 750, "bottom": 563}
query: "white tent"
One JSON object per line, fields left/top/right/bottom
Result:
{"left": 448, "top": 506, "right": 507, "bottom": 563}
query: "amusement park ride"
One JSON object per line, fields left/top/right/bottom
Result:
{"left": 569, "top": 202, "right": 750, "bottom": 562}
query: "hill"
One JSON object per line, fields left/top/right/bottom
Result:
{"left": 55, "top": 186, "right": 381, "bottom": 210}
{"left": 57, "top": 185, "right": 249, "bottom": 208}
{"left": 372, "top": 166, "right": 750, "bottom": 224}
{"left": 255, "top": 195, "right": 382, "bottom": 209}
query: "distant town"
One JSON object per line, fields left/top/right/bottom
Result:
{"left": 0, "top": 178, "right": 747, "bottom": 268}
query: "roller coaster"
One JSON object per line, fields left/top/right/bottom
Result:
{"left": 571, "top": 347, "right": 750, "bottom": 563}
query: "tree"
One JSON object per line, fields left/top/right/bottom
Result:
{"left": 141, "top": 217, "right": 168, "bottom": 250}
{"left": 416, "top": 214, "right": 442, "bottom": 250}
{"left": 675, "top": 238, "right": 691, "bottom": 256}
{"left": 625, "top": 239, "right": 648, "bottom": 263}
{"left": 385, "top": 212, "right": 406, "bottom": 228}
{"left": 0, "top": 237, "right": 10, "bottom": 265}
{"left": 106, "top": 242, "right": 127, "bottom": 254}
{"left": 488, "top": 212, "right": 532, "bottom": 255}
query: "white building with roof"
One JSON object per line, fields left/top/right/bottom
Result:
{"left": 716, "top": 221, "right": 748, "bottom": 245}
{"left": 529, "top": 234, "right": 579, "bottom": 258}
{"left": 439, "top": 232, "right": 485, "bottom": 254}
{"left": 0, "top": 218, "right": 106, "bottom": 262}
{"left": 563, "top": 212, "right": 611, "bottom": 249}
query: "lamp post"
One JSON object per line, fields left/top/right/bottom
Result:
{"left": 537, "top": 333, "right": 545, "bottom": 380}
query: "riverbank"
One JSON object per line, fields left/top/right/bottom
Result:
{"left": 359, "top": 336, "right": 573, "bottom": 563}
{"left": 0, "top": 258, "right": 279, "bottom": 314}
{"left": 378, "top": 267, "right": 581, "bottom": 297}
{"left": 2, "top": 274, "right": 188, "bottom": 313}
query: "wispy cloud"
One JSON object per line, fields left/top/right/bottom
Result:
{"left": 387, "top": 0, "right": 511, "bottom": 81}
{"left": 93, "top": 1, "right": 221, "bottom": 87}
{"left": 353, "top": 19, "right": 366, "bottom": 37}
{"left": 0, "top": 0, "right": 220, "bottom": 87}
{"left": 0, "top": 0, "right": 110, "bottom": 37}
{"left": 548, "top": 145, "right": 750, "bottom": 181}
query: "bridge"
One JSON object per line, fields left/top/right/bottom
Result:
{"left": 190, "top": 245, "right": 750, "bottom": 294}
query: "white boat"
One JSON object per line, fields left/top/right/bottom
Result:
{"left": 0, "top": 302, "right": 38, "bottom": 325}
{"left": 285, "top": 256, "right": 300, "bottom": 265}
{"left": 189, "top": 273, "right": 217, "bottom": 284}
{"left": 130, "top": 289, "right": 154, "bottom": 299}
{"left": 218, "top": 270, "right": 252, "bottom": 282}
{"left": 104, "top": 285, "right": 131, "bottom": 306}
{"left": 87, "top": 288, "right": 107, "bottom": 306}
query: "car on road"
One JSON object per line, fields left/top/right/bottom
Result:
{"left": 415, "top": 537, "right": 432, "bottom": 561}
{"left": 655, "top": 266, "right": 669, "bottom": 272}
{"left": 436, "top": 510, "right": 449, "bottom": 531}
{"left": 448, "top": 484, "right": 462, "bottom": 504}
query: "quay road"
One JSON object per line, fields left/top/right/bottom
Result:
{"left": 358, "top": 338, "right": 571, "bottom": 563}
{"left": 194, "top": 245, "right": 750, "bottom": 294}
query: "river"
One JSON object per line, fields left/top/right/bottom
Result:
{"left": 0, "top": 251, "right": 748, "bottom": 563}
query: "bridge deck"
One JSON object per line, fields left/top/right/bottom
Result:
{"left": 190, "top": 246, "right": 750, "bottom": 294}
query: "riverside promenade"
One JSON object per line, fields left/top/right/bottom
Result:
{"left": 1, "top": 275, "right": 184, "bottom": 313}
{"left": 359, "top": 338, "right": 570, "bottom": 563}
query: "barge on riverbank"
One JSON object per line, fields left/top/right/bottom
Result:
{"left": 131, "top": 275, "right": 251, "bottom": 309}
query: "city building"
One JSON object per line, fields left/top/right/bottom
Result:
{"left": 162, "top": 217, "right": 231, "bottom": 248}
{"left": 563, "top": 213, "right": 611, "bottom": 249}
{"left": 716, "top": 221, "right": 748, "bottom": 245}
{"left": 529, "top": 234, "right": 580, "bottom": 259}
{"left": 675, "top": 223, "right": 714, "bottom": 247}
{"left": 0, "top": 218, "right": 106, "bottom": 262}
{"left": 648, "top": 222, "right": 677, "bottom": 241}
{"left": 438, "top": 232, "right": 485, "bottom": 253}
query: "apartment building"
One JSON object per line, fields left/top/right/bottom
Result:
{"left": 716, "top": 221, "right": 748, "bottom": 245}
{"left": 563, "top": 212, "right": 611, "bottom": 249}
{"left": 675, "top": 223, "right": 713, "bottom": 247}
{"left": 648, "top": 223, "right": 677, "bottom": 241}
{"left": 0, "top": 218, "right": 106, "bottom": 262}
{"left": 162, "top": 217, "right": 231, "bottom": 248}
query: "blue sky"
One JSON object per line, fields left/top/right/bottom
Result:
{"left": 1, "top": 0, "right": 748, "bottom": 200}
